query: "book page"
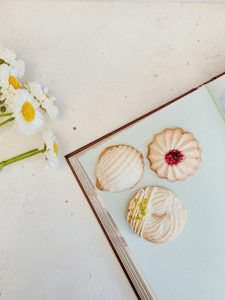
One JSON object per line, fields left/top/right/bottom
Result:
{"left": 77, "top": 86, "right": 225, "bottom": 300}
{"left": 207, "top": 74, "right": 225, "bottom": 120}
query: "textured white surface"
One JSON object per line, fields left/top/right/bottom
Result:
{"left": 0, "top": 2, "right": 225, "bottom": 300}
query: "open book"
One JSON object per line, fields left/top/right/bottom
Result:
{"left": 66, "top": 72, "right": 225, "bottom": 300}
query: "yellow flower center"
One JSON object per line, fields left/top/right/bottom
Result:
{"left": 8, "top": 75, "right": 21, "bottom": 89}
{"left": 53, "top": 143, "right": 58, "bottom": 154}
{"left": 44, "top": 93, "right": 49, "bottom": 99}
{"left": 21, "top": 101, "right": 36, "bottom": 122}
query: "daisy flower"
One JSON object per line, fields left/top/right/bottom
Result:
{"left": 42, "top": 131, "right": 59, "bottom": 167}
{"left": 0, "top": 45, "right": 25, "bottom": 78}
{"left": 26, "top": 82, "right": 59, "bottom": 119}
{"left": 11, "top": 89, "right": 43, "bottom": 135}
{"left": 0, "top": 64, "right": 21, "bottom": 91}
{"left": 0, "top": 64, "right": 20, "bottom": 110}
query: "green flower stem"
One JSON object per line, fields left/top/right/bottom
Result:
{"left": 0, "top": 112, "right": 13, "bottom": 118}
{"left": 0, "top": 117, "right": 15, "bottom": 127}
{"left": 2, "top": 149, "right": 39, "bottom": 165}
{"left": 0, "top": 147, "right": 46, "bottom": 170}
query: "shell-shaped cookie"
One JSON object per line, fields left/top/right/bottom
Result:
{"left": 96, "top": 145, "right": 144, "bottom": 192}
{"left": 127, "top": 186, "right": 187, "bottom": 243}
{"left": 148, "top": 128, "right": 201, "bottom": 181}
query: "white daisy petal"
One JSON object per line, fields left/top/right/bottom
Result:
{"left": 10, "top": 59, "right": 25, "bottom": 78}
{"left": 25, "top": 82, "right": 59, "bottom": 119}
{"left": 42, "top": 131, "right": 60, "bottom": 168}
{"left": 11, "top": 89, "right": 43, "bottom": 135}
{"left": 0, "top": 45, "right": 25, "bottom": 78}
{"left": 0, "top": 45, "right": 16, "bottom": 65}
{"left": 0, "top": 64, "right": 21, "bottom": 110}
{"left": 0, "top": 64, "right": 10, "bottom": 87}
{"left": 42, "top": 100, "right": 59, "bottom": 118}
{"left": 0, "top": 63, "right": 22, "bottom": 90}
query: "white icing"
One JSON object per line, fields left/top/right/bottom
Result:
{"left": 96, "top": 145, "right": 144, "bottom": 192}
{"left": 139, "top": 187, "right": 157, "bottom": 237}
{"left": 127, "top": 186, "right": 187, "bottom": 243}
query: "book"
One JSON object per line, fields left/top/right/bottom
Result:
{"left": 65, "top": 72, "right": 225, "bottom": 300}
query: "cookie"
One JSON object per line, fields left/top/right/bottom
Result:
{"left": 148, "top": 128, "right": 201, "bottom": 181}
{"left": 96, "top": 145, "right": 144, "bottom": 192}
{"left": 127, "top": 186, "right": 187, "bottom": 243}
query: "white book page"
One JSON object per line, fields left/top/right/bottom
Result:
{"left": 207, "top": 74, "right": 225, "bottom": 121}
{"left": 78, "top": 86, "right": 225, "bottom": 300}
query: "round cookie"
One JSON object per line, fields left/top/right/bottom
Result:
{"left": 127, "top": 186, "right": 187, "bottom": 243}
{"left": 96, "top": 144, "right": 144, "bottom": 192}
{"left": 148, "top": 128, "right": 201, "bottom": 182}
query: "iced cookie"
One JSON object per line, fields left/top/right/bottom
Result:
{"left": 148, "top": 128, "right": 201, "bottom": 181}
{"left": 127, "top": 186, "right": 187, "bottom": 243}
{"left": 96, "top": 145, "right": 144, "bottom": 192}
